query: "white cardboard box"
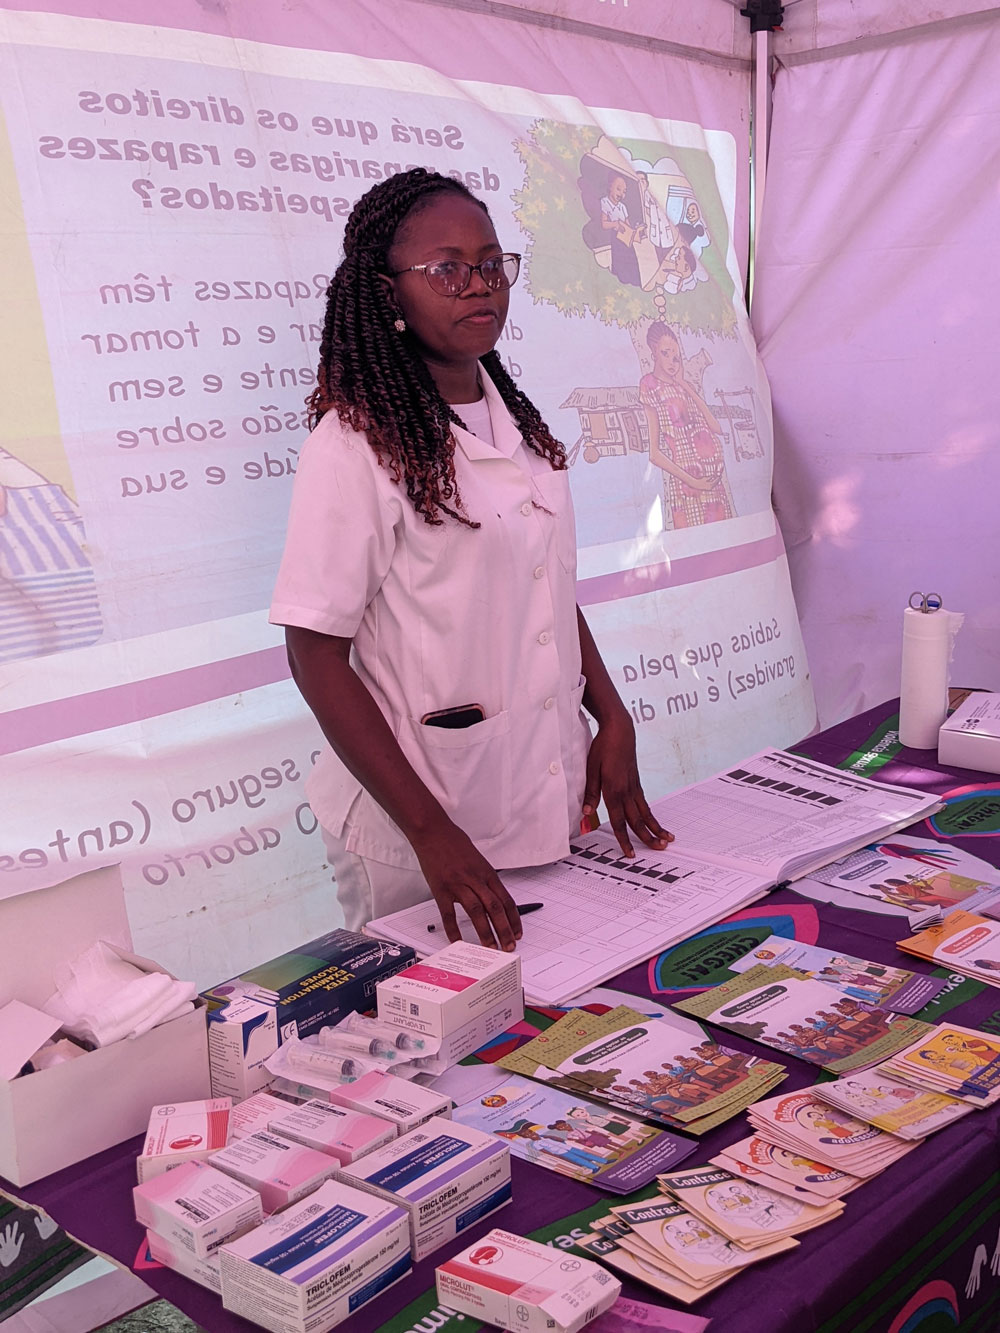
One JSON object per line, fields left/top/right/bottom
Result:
{"left": 220, "top": 1179, "right": 411, "bottom": 1333}
{"left": 204, "top": 992, "right": 278, "bottom": 1100}
{"left": 939, "top": 692, "right": 1000, "bottom": 774}
{"left": 436, "top": 1228, "right": 621, "bottom": 1333}
{"left": 0, "top": 864, "right": 211, "bottom": 1186}
{"left": 376, "top": 942, "right": 522, "bottom": 1039}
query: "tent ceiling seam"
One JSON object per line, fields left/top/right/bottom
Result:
{"left": 407, "top": 0, "right": 751, "bottom": 72}
{"left": 778, "top": 7, "right": 1000, "bottom": 66}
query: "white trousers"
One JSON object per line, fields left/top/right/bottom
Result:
{"left": 321, "top": 825, "right": 430, "bottom": 931}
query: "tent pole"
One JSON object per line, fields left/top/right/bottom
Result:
{"left": 749, "top": 27, "right": 773, "bottom": 305}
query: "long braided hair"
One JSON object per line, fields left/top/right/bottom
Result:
{"left": 306, "top": 168, "right": 566, "bottom": 527}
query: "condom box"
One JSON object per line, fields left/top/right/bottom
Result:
{"left": 376, "top": 941, "right": 523, "bottom": 1069}
{"left": 334, "top": 1115, "right": 511, "bottom": 1261}
{"left": 133, "top": 1159, "right": 263, "bottom": 1260}
{"left": 938, "top": 691, "right": 1000, "bottom": 775}
{"left": 203, "top": 991, "right": 278, "bottom": 1100}
{"left": 436, "top": 1228, "right": 621, "bottom": 1333}
{"left": 146, "top": 1229, "right": 221, "bottom": 1294}
{"left": 0, "top": 864, "right": 211, "bottom": 1187}
{"left": 136, "top": 1097, "right": 232, "bottom": 1182}
{"left": 209, "top": 1130, "right": 341, "bottom": 1214}
{"left": 267, "top": 1099, "right": 395, "bottom": 1163}
{"left": 204, "top": 930, "right": 416, "bottom": 1044}
{"left": 327, "top": 1070, "right": 452, "bottom": 1135}
{"left": 219, "top": 1180, "right": 411, "bottom": 1333}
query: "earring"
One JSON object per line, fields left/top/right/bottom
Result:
{"left": 394, "top": 317, "right": 406, "bottom": 333}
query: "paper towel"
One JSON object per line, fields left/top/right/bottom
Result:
{"left": 899, "top": 603, "right": 964, "bottom": 748}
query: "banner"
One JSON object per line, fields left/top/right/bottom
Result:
{"left": 0, "top": 2, "right": 813, "bottom": 984}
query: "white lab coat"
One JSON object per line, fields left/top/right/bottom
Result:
{"left": 270, "top": 370, "right": 591, "bottom": 918}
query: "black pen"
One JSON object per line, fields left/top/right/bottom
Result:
{"left": 427, "top": 903, "right": 545, "bottom": 932}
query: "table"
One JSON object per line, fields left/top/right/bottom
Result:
{"left": 6, "top": 700, "right": 1000, "bottom": 1333}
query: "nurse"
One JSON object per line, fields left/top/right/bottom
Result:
{"left": 270, "top": 168, "right": 670, "bottom": 951}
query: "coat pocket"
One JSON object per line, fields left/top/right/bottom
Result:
{"left": 400, "top": 707, "right": 512, "bottom": 842}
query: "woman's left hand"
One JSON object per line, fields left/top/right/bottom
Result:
{"left": 582, "top": 710, "right": 673, "bottom": 857}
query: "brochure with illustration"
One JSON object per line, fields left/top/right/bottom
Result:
{"left": 745, "top": 1090, "right": 914, "bottom": 1176}
{"left": 813, "top": 1066, "right": 972, "bottom": 1139}
{"left": 728, "top": 935, "right": 945, "bottom": 1013}
{"left": 451, "top": 1075, "right": 695, "bottom": 1193}
{"left": 897, "top": 910, "right": 1000, "bottom": 988}
{"left": 655, "top": 1164, "right": 843, "bottom": 1247}
{"left": 674, "top": 964, "right": 934, "bottom": 1073}
{"left": 498, "top": 1005, "right": 786, "bottom": 1134}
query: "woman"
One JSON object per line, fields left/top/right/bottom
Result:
{"left": 640, "top": 321, "right": 734, "bottom": 529}
{"left": 270, "top": 169, "right": 669, "bottom": 950}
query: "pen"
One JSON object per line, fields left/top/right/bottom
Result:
{"left": 427, "top": 903, "right": 544, "bottom": 932}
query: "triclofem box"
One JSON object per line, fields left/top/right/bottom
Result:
{"left": 133, "top": 1159, "right": 263, "bottom": 1259}
{"left": 436, "top": 1228, "right": 621, "bottom": 1333}
{"left": 267, "top": 1099, "right": 395, "bottom": 1163}
{"left": 219, "top": 1180, "right": 411, "bottom": 1333}
{"left": 209, "top": 1130, "right": 340, "bottom": 1213}
{"left": 335, "top": 1115, "right": 511, "bottom": 1261}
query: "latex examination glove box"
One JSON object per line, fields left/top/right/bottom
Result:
{"left": 0, "top": 863, "right": 210, "bottom": 1186}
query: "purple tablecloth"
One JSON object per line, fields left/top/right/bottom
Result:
{"left": 7, "top": 701, "right": 1000, "bottom": 1333}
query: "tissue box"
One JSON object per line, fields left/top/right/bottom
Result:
{"left": 0, "top": 865, "right": 210, "bottom": 1186}
{"left": 939, "top": 692, "right": 1000, "bottom": 775}
{"left": 436, "top": 1228, "right": 621, "bottom": 1333}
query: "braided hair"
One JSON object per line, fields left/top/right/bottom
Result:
{"left": 306, "top": 168, "right": 566, "bottom": 526}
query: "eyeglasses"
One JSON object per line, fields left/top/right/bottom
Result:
{"left": 389, "top": 253, "right": 521, "bottom": 296}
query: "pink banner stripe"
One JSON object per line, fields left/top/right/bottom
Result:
{"left": 0, "top": 644, "right": 290, "bottom": 758}
{"left": 577, "top": 532, "right": 785, "bottom": 606}
{"left": 3, "top": 535, "right": 783, "bottom": 757}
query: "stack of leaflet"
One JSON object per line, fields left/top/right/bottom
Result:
{"left": 878, "top": 1024, "right": 1000, "bottom": 1107}
{"left": 576, "top": 1197, "right": 796, "bottom": 1305}
{"left": 656, "top": 1163, "right": 843, "bottom": 1246}
{"left": 674, "top": 964, "right": 934, "bottom": 1073}
{"left": 897, "top": 910, "right": 1000, "bottom": 988}
{"left": 811, "top": 1066, "right": 973, "bottom": 1140}
{"left": 744, "top": 1089, "right": 916, "bottom": 1176}
{"left": 498, "top": 1005, "right": 786, "bottom": 1134}
{"left": 711, "top": 1136, "right": 862, "bottom": 1201}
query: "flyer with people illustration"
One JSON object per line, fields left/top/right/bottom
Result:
{"left": 451, "top": 1074, "right": 694, "bottom": 1193}
{"left": 497, "top": 1004, "right": 786, "bottom": 1133}
{"left": 674, "top": 964, "right": 933, "bottom": 1073}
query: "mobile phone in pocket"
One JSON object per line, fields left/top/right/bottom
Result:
{"left": 420, "top": 703, "right": 486, "bottom": 729}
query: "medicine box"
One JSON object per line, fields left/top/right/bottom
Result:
{"left": 206, "top": 930, "right": 416, "bottom": 1043}
{"left": 209, "top": 1130, "right": 340, "bottom": 1213}
{"left": 219, "top": 1179, "right": 411, "bottom": 1333}
{"left": 146, "top": 1229, "right": 221, "bottom": 1294}
{"left": 335, "top": 1115, "right": 511, "bottom": 1261}
{"left": 939, "top": 692, "right": 1000, "bottom": 775}
{"left": 377, "top": 941, "right": 521, "bottom": 1031}
{"left": 436, "top": 1228, "right": 621, "bottom": 1333}
{"left": 0, "top": 864, "right": 211, "bottom": 1186}
{"left": 228, "top": 1091, "right": 291, "bottom": 1141}
{"left": 136, "top": 1097, "right": 231, "bottom": 1182}
{"left": 328, "top": 1070, "right": 452, "bottom": 1135}
{"left": 133, "top": 1159, "right": 263, "bottom": 1260}
{"left": 267, "top": 1099, "right": 395, "bottom": 1163}
{"left": 203, "top": 992, "right": 278, "bottom": 1100}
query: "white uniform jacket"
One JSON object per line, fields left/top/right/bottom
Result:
{"left": 269, "top": 370, "right": 592, "bottom": 871}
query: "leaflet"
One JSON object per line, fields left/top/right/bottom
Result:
{"left": 714, "top": 1135, "right": 860, "bottom": 1199}
{"left": 880, "top": 1024, "right": 1000, "bottom": 1104}
{"left": 655, "top": 1164, "right": 843, "bottom": 1247}
{"left": 728, "top": 935, "right": 945, "bottom": 1013}
{"left": 814, "top": 837, "right": 999, "bottom": 913}
{"left": 674, "top": 964, "right": 934, "bottom": 1073}
{"left": 450, "top": 1075, "right": 694, "bottom": 1194}
{"left": 498, "top": 1005, "right": 786, "bottom": 1133}
{"left": 745, "top": 1089, "right": 914, "bottom": 1176}
{"left": 812, "top": 1066, "right": 972, "bottom": 1139}
{"left": 897, "top": 910, "right": 1000, "bottom": 988}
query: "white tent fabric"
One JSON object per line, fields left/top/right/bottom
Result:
{"left": 754, "top": 8, "right": 1000, "bottom": 725}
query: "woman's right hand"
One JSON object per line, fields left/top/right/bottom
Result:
{"left": 409, "top": 821, "right": 523, "bottom": 952}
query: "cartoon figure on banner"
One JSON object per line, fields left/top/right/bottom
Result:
{"left": 640, "top": 321, "right": 734, "bottom": 528}
{"left": 0, "top": 446, "right": 101, "bottom": 664}
{"left": 597, "top": 172, "right": 644, "bottom": 288}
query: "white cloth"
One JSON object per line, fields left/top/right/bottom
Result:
{"left": 270, "top": 370, "right": 591, "bottom": 903}
{"left": 43, "top": 943, "right": 196, "bottom": 1046}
